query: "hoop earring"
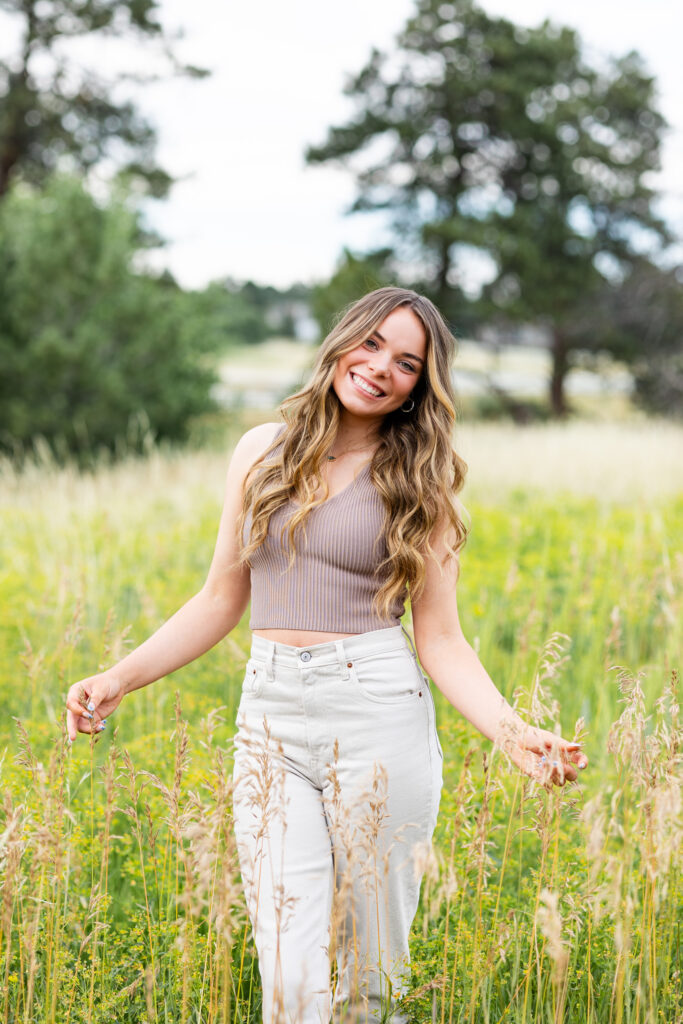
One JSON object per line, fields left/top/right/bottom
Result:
{"left": 400, "top": 397, "right": 415, "bottom": 413}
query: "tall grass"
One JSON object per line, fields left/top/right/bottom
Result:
{"left": 0, "top": 421, "right": 681, "bottom": 1022}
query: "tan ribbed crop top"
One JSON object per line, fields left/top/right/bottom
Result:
{"left": 243, "top": 444, "right": 406, "bottom": 632}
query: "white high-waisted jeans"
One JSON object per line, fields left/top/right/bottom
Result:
{"left": 232, "top": 625, "right": 443, "bottom": 1024}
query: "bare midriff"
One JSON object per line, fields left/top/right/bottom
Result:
{"left": 252, "top": 628, "right": 361, "bottom": 647}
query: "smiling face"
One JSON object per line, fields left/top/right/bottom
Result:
{"left": 331, "top": 306, "right": 427, "bottom": 423}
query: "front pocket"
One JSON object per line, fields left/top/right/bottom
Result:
{"left": 241, "top": 658, "right": 265, "bottom": 698}
{"left": 349, "top": 648, "right": 422, "bottom": 705}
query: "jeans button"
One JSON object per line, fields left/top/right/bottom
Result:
{"left": 300, "top": 651, "right": 312, "bottom": 663}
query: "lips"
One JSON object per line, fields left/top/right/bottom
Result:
{"left": 350, "top": 372, "right": 385, "bottom": 398}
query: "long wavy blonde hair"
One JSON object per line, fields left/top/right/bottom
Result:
{"left": 238, "top": 286, "right": 468, "bottom": 618}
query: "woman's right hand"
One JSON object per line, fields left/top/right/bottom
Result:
{"left": 65, "top": 671, "right": 125, "bottom": 742}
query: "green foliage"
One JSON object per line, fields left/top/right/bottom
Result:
{"left": 468, "top": 389, "right": 552, "bottom": 424}
{"left": 310, "top": 247, "right": 394, "bottom": 336}
{"left": 562, "top": 259, "right": 683, "bottom": 417}
{"left": 306, "top": 0, "right": 674, "bottom": 415}
{"left": 181, "top": 281, "right": 272, "bottom": 348}
{"left": 216, "top": 278, "right": 313, "bottom": 343}
{"left": 0, "top": 174, "right": 218, "bottom": 456}
{"left": 0, "top": 445, "right": 681, "bottom": 1021}
{"left": 0, "top": 0, "right": 207, "bottom": 198}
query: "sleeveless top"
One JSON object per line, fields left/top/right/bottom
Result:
{"left": 243, "top": 445, "right": 407, "bottom": 632}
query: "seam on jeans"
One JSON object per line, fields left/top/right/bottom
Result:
{"left": 421, "top": 688, "right": 443, "bottom": 834}
{"left": 400, "top": 623, "right": 418, "bottom": 659}
{"left": 426, "top": 684, "right": 445, "bottom": 763}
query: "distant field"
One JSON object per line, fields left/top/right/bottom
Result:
{"left": 0, "top": 422, "right": 681, "bottom": 1023}
{"left": 214, "top": 337, "right": 634, "bottom": 415}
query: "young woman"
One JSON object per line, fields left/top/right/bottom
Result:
{"left": 65, "top": 287, "right": 588, "bottom": 1024}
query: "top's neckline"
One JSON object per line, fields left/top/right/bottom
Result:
{"left": 292, "top": 460, "right": 372, "bottom": 510}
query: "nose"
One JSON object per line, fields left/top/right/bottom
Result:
{"left": 367, "top": 350, "right": 391, "bottom": 375}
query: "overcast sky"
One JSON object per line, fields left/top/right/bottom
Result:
{"left": 3, "top": 0, "right": 682, "bottom": 289}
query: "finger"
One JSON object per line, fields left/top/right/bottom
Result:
{"left": 65, "top": 689, "right": 90, "bottom": 717}
{"left": 83, "top": 690, "right": 99, "bottom": 714}
{"left": 68, "top": 701, "right": 98, "bottom": 730}
{"left": 543, "top": 739, "right": 585, "bottom": 765}
{"left": 536, "top": 754, "right": 570, "bottom": 786}
{"left": 567, "top": 748, "right": 588, "bottom": 770}
{"left": 76, "top": 715, "right": 94, "bottom": 734}
{"left": 552, "top": 755, "right": 583, "bottom": 785}
{"left": 76, "top": 714, "right": 107, "bottom": 735}
{"left": 525, "top": 739, "right": 565, "bottom": 758}
{"left": 523, "top": 730, "right": 575, "bottom": 752}
{"left": 549, "top": 739, "right": 588, "bottom": 771}
{"left": 545, "top": 739, "right": 582, "bottom": 752}
{"left": 556, "top": 739, "right": 583, "bottom": 753}
{"left": 544, "top": 765, "right": 565, "bottom": 786}
{"left": 66, "top": 681, "right": 103, "bottom": 718}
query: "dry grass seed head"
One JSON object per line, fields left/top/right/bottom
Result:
{"left": 536, "top": 888, "right": 569, "bottom": 983}
{"left": 513, "top": 632, "right": 570, "bottom": 728}
{"left": 607, "top": 667, "right": 650, "bottom": 782}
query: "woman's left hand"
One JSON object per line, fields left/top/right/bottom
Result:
{"left": 502, "top": 724, "right": 588, "bottom": 786}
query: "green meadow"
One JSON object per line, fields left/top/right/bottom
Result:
{"left": 0, "top": 420, "right": 681, "bottom": 1023}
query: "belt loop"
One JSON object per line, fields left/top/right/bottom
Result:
{"left": 265, "top": 641, "right": 275, "bottom": 681}
{"left": 334, "top": 640, "right": 350, "bottom": 680}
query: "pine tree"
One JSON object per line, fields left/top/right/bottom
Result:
{"left": 0, "top": 0, "right": 207, "bottom": 198}
{"left": 306, "top": 0, "right": 671, "bottom": 414}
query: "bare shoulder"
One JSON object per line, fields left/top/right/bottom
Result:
{"left": 229, "top": 422, "right": 283, "bottom": 477}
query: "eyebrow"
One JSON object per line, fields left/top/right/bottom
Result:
{"left": 373, "top": 329, "right": 425, "bottom": 365}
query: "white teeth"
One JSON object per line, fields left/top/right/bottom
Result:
{"left": 351, "top": 373, "right": 383, "bottom": 397}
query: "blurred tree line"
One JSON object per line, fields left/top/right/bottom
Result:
{"left": 0, "top": 0, "right": 205, "bottom": 200}
{"left": 308, "top": 0, "right": 683, "bottom": 418}
{"left": 0, "top": 0, "right": 307, "bottom": 457}
{"left": 0, "top": 0, "right": 681, "bottom": 460}
{"left": 0, "top": 175, "right": 305, "bottom": 456}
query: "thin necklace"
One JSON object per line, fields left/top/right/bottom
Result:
{"left": 327, "top": 443, "right": 376, "bottom": 462}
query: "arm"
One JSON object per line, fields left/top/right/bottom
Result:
{"left": 411, "top": 520, "right": 588, "bottom": 785}
{"left": 65, "top": 422, "right": 281, "bottom": 741}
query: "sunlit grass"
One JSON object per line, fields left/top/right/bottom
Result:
{"left": 0, "top": 421, "right": 681, "bottom": 1022}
